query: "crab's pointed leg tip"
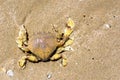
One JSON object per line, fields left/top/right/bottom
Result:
{"left": 67, "top": 18, "right": 75, "bottom": 29}
{"left": 62, "top": 58, "right": 67, "bottom": 67}
{"left": 19, "top": 25, "right": 26, "bottom": 34}
{"left": 18, "top": 60, "right": 26, "bottom": 69}
{"left": 63, "top": 18, "right": 75, "bottom": 37}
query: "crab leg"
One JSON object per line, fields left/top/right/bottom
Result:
{"left": 50, "top": 53, "right": 62, "bottom": 60}
{"left": 50, "top": 44, "right": 71, "bottom": 67}
{"left": 50, "top": 53, "right": 67, "bottom": 67}
{"left": 18, "top": 54, "right": 39, "bottom": 69}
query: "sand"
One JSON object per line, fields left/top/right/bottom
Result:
{"left": 0, "top": 0, "right": 120, "bottom": 80}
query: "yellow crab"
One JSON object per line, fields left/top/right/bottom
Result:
{"left": 16, "top": 18, "right": 75, "bottom": 68}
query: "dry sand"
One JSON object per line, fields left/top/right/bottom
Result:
{"left": 0, "top": 0, "right": 120, "bottom": 80}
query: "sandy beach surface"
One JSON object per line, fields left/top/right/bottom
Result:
{"left": 0, "top": 0, "right": 120, "bottom": 80}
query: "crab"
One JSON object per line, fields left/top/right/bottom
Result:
{"left": 16, "top": 18, "right": 75, "bottom": 69}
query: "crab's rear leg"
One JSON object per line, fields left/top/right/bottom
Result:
{"left": 50, "top": 52, "right": 67, "bottom": 67}
{"left": 18, "top": 54, "right": 40, "bottom": 69}
{"left": 16, "top": 25, "right": 29, "bottom": 52}
{"left": 50, "top": 41, "right": 73, "bottom": 67}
